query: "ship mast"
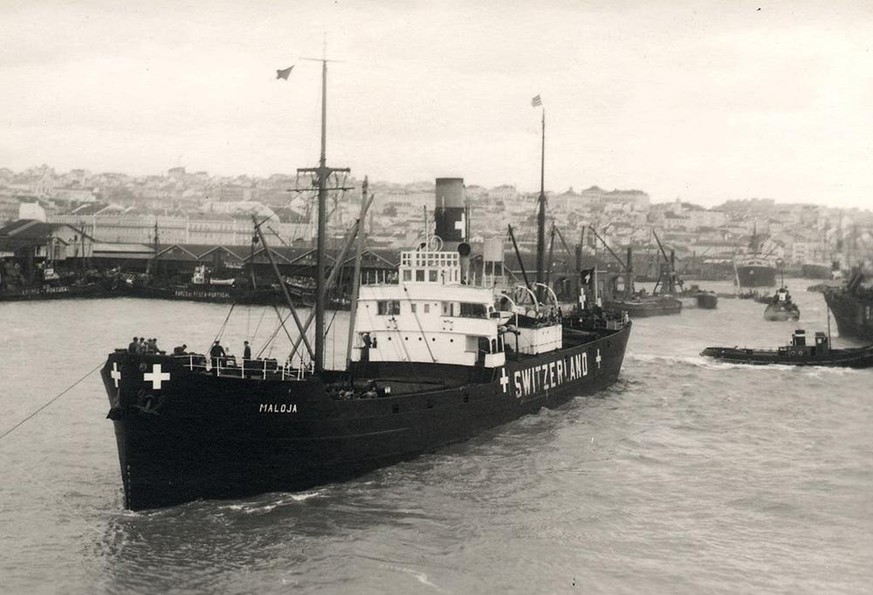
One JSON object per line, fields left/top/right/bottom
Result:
{"left": 297, "top": 58, "right": 350, "bottom": 373}
{"left": 536, "top": 108, "right": 546, "bottom": 300}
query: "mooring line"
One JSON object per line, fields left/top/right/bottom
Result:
{"left": 0, "top": 360, "right": 104, "bottom": 443}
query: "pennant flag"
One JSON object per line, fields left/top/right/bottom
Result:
{"left": 531, "top": 94, "right": 542, "bottom": 107}
{"left": 276, "top": 66, "right": 294, "bottom": 80}
{"left": 580, "top": 267, "right": 595, "bottom": 285}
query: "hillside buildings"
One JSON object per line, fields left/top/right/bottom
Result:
{"left": 1, "top": 165, "right": 871, "bottom": 272}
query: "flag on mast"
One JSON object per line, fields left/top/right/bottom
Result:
{"left": 276, "top": 66, "right": 294, "bottom": 80}
{"left": 531, "top": 94, "right": 542, "bottom": 107}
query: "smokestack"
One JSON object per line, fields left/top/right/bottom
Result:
{"left": 434, "top": 178, "right": 465, "bottom": 244}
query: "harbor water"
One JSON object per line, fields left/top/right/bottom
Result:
{"left": 1, "top": 280, "right": 871, "bottom": 594}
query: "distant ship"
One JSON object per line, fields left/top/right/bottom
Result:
{"left": 99, "top": 67, "right": 632, "bottom": 510}
{"left": 824, "top": 270, "right": 873, "bottom": 342}
{"left": 735, "top": 226, "right": 777, "bottom": 289}
{"left": 0, "top": 266, "right": 113, "bottom": 302}
{"left": 118, "top": 265, "right": 286, "bottom": 305}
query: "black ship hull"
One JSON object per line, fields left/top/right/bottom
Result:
{"left": 117, "top": 283, "right": 285, "bottom": 306}
{"left": 736, "top": 265, "right": 777, "bottom": 289}
{"left": 605, "top": 297, "right": 682, "bottom": 317}
{"left": 700, "top": 344, "right": 873, "bottom": 367}
{"left": 0, "top": 282, "right": 113, "bottom": 301}
{"left": 101, "top": 324, "right": 630, "bottom": 510}
{"left": 824, "top": 288, "right": 873, "bottom": 342}
{"left": 695, "top": 292, "right": 718, "bottom": 309}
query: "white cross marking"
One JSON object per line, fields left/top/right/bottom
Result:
{"left": 143, "top": 364, "right": 171, "bottom": 390}
{"left": 110, "top": 362, "right": 122, "bottom": 388}
{"left": 596, "top": 349, "right": 602, "bottom": 369}
{"left": 454, "top": 213, "right": 466, "bottom": 232}
{"left": 499, "top": 367, "right": 510, "bottom": 393}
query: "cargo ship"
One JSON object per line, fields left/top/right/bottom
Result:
{"left": 99, "top": 66, "right": 632, "bottom": 510}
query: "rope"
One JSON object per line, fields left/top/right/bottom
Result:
{"left": 402, "top": 286, "right": 436, "bottom": 363}
{"left": 0, "top": 361, "right": 104, "bottom": 443}
{"left": 251, "top": 306, "right": 267, "bottom": 346}
{"left": 209, "top": 303, "right": 236, "bottom": 352}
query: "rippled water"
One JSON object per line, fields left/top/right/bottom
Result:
{"left": 1, "top": 281, "right": 871, "bottom": 594}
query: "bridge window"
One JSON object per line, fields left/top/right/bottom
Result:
{"left": 377, "top": 300, "right": 400, "bottom": 315}
{"left": 403, "top": 270, "right": 412, "bottom": 282}
{"left": 410, "top": 303, "right": 417, "bottom": 314}
{"left": 459, "top": 302, "right": 487, "bottom": 318}
{"left": 416, "top": 270, "right": 425, "bottom": 282}
{"left": 429, "top": 270, "right": 438, "bottom": 282}
{"left": 424, "top": 303, "right": 431, "bottom": 314}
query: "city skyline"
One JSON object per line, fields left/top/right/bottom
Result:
{"left": 2, "top": 1, "right": 872, "bottom": 209}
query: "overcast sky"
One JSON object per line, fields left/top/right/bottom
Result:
{"left": 1, "top": 0, "right": 872, "bottom": 208}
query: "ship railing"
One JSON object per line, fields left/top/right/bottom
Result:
{"left": 175, "top": 354, "right": 302, "bottom": 381}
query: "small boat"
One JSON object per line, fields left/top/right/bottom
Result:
{"left": 763, "top": 286, "right": 800, "bottom": 321}
{"left": 608, "top": 293, "right": 682, "bottom": 317}
{"left": 689, "top": 288, "right": 719, "bottom": 309}
{"left": 701, "top": 329, "right": 873, "bottom": 368}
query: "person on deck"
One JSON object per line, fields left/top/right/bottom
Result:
{"left": 242, "top": 341, "right": 252, "bottom": 376}
{"left": 173, "top": 344, "right": 188, "bottom": 356}
{"left": 128, "top": 337, "right": 138, "bottom": 353}
{"left": 210, "top": 341, "right": 226, "bottom": 374}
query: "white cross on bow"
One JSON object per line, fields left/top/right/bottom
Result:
{"left": 110, "top": 362, "right": 121, "bottom": 388}
{"left": 499, "top": 367, "right": 510, "bottom": 393}
{"left": 143, "top": 364, "right": 171, "bottom": 390}
{"left": 596, "top": 349, "right": 602, "bottom": 369}
{"left": 454, "top": 213, "right": 466, "bottom": 233}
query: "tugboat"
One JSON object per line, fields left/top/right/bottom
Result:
{"left": 701, "top": 329, "right": 873, "bottom": 368}
{"left": 99, "top": 65, "right": 632, "bottom": 511}
{"left": 763, "top": 286, "right": 800, "bottom": 321}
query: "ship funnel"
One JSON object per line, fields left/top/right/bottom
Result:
{"left": 434, "top": 178, "right": 466, "bottom": 243}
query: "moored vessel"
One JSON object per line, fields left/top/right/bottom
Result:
{"left": 823, "top": 270, "right": 873, "bottom": 342}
